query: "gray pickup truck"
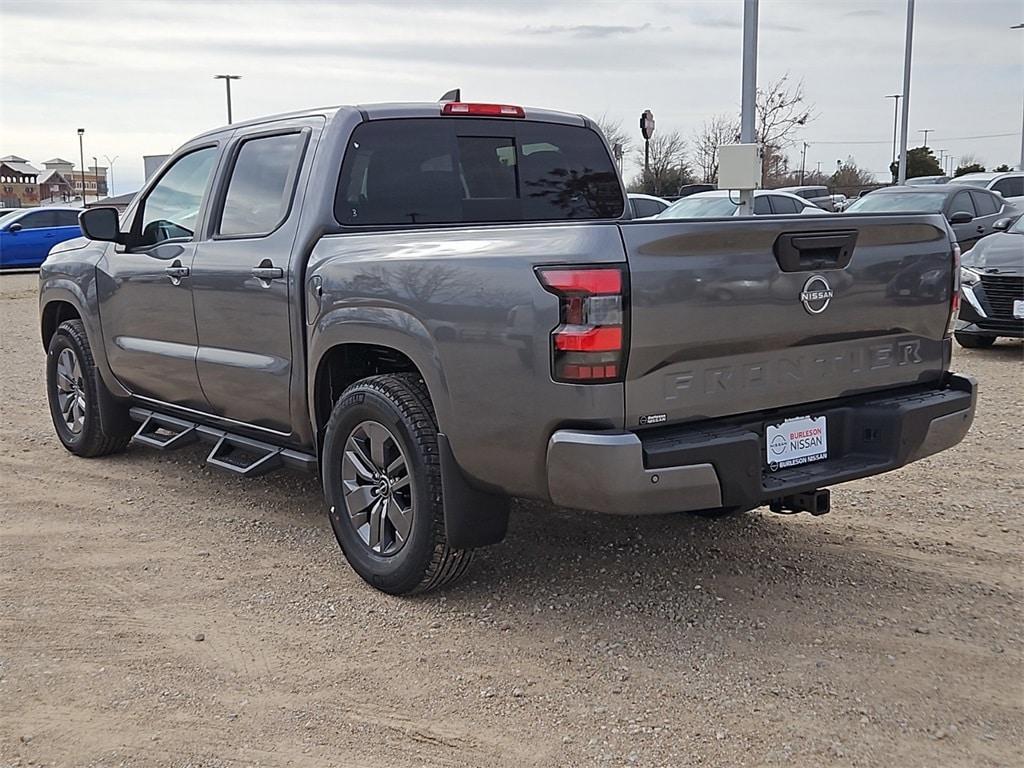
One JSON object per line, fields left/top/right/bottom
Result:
{"left": 40, "top": 101, "right": 976, "bottom": 594}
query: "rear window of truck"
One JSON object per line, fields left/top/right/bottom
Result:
{"left": 334, "top": 118, "right": 624, "bottom": 226}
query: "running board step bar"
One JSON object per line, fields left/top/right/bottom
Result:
{"left": 129, "top": 407, "right": 317, "bottom": 477}
{"left": 132, "top": 412, "right": 198, "bottom": 451}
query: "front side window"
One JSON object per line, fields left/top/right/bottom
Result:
{"left": 219, "top": 132, "right": 305, "bottom": 237}
{"left": 137, "top": 146, "right": 217, "bottom": 246}
{"left": 18, "top": 211, "right": 57, "bottom": 229}
{"left": 949, "top": 190, "right": 976, "bottom": 217}
{"left": 753, "top": 196, "right": 772, "bottom": 214}
{"left": 659, "top": 195, "right": 738, "bottom": 219}
{"left": 335, "top": 118, "right": 623, "bottom": 226}
{"left": 845, "top": 192, "right": 946, "bottom": 214}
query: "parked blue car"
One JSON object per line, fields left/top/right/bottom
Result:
{"left": 0, "top": 207, "right": 82, "bottom": 269}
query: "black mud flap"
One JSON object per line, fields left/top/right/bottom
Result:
{"left": 438, "top": 433, "right": 509, "bottom": 550}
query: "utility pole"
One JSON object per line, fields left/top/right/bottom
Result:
{"left": 77, "top": 128, "right": 85, "bottom": 203}
{"left": 93, "top": 156, "right": 100, "bottom": 200}
{"left": 800, "top": 142, "right": 808, "bottom": 185}
{"left": 886, "top": 94, "right": 902, "bottom": 166}
{"left": 919, "top": 128, "right": 932, "bottom": 147}
{"left": 214, "top": 74, "right": 241, "bottom": 124}
{"left": 738, "top": 0, "right": 759, "bottom": 215}
{"left": 1013, "top": 24, "right": 1024, "bottom": 169}
{"left": 897, "top": 0, "right": 915, "bottom": 184}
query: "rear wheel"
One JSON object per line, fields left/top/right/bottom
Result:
{"left": 46, "top": 319, "right": 132, "bottom": 457}
{"left": 321, "top": 373, "right": 472, "bottom": 595}
{"left": 954, "top": 332, "right": 996, "bottom": 349}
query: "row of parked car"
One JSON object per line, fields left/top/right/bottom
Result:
{"left": 630, "top": 171, "right": 1023, "bottom": 350}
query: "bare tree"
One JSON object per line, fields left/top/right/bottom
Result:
{"left": 692, "top": 115, "right": 739, "bottom": 184}
{"left": 830, "top": 157, "right": 875, "bottom": 189}
{"left": 594, "top": 114, "right": 631, "bottom": 172}
{"left": 756, "top": 74, "right": 815, "bottom": 186}
{"left": 628, "top": 130, "right": 693, "bottom": 196}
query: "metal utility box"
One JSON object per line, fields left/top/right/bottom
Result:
{"left": 717, "top": 144, "right": 762, "bottom": 190}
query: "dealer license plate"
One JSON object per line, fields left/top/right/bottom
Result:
{"left": 1013, "top": 299, "right": 1024, "bottom": 320}
{"left": 766, "top": 415, "right": 828, "bottom": 471}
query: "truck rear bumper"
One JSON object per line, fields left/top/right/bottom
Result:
{"left": 546, "top": 374, "right": 976, "bottom": 515}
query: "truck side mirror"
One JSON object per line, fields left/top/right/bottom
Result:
{"left": 992, "top": 217, "right": 1012, "bottom": 231}
{"left": 948, "top": 211, "right": 973, "bottom": 224}
{"left": 79, "top": 207, "right": 122, "bottom": 243}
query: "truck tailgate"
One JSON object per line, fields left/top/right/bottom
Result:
{"left": 620, "top": 214, "right": 954, "bottom": 428}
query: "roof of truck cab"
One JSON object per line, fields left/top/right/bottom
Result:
{"left": 189, "top": 102, "right": 588, "bottom": 141}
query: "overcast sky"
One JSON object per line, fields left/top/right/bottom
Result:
{"left": 1, "top": 0, "right": 1021, "bottom": 194}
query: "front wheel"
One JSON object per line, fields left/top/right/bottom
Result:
{"left": 321, "top": 373, "right": 473, "bottom": 595}
{"left": 46, "top": 319, "right": 132, "bottom": 457}
{"left": 954, "top": 332, "right": 996, "bottom": 349}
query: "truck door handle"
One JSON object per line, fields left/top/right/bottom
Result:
{"left": 164, "top": 260, "right": 190, "bottom": 285}
{"left": 252, "top": 260, "right": 283, "bottom": 285}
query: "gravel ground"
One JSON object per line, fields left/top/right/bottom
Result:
{"left": 1, "top": 271, "right": 1021, "bottom": 767}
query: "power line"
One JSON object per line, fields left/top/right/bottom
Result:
{"left": 806, "top": 131, "right": 1016, "bottom": 145}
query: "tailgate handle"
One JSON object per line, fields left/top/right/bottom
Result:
{"left": 774, "top": 230, "right": 858, "bottom": 272}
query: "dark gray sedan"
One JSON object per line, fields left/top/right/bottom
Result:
{"left": 844, "top": 184, "right": 1019, "bottom": 249}
{"left": 955, "top": 214, "right": 1024, "bottom": 348}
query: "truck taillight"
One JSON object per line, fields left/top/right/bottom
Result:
{"left": 537, "top": 266, "right": 626, "bottom": 384}
{"left": 946, "top": 241, "right": 961, "bottom": 338}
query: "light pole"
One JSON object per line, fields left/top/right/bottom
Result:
{"left": 937, "top": 149, "right": 947, "bottom": 175}
{"left": 104, "top": 155, "right": 118, "bottom": 197}
{"left": 919, "top": 128, "right": 932, "bottom": 147}
{"left": 1013, "top": 24, "right": 1023, "bottom": 169}
{"left": 93, "top": 156, "right": 100, "bottom": 200}
{"left": 897, "top": 0, "right": 915, "bottom": 184}
{"left": 738, "top": 0, "right": 758, "bottom": 215}
{"left": 214, "top": 74, "right": 241, "bottom": 124}
{"left": 886, "top": 94, "right": 902, "bottom": 166}
{"left": 77, "top": 128, "right": 85, "bottom": 203}
{"left": 800, "top": 141, "right": 809, "bottom": 184}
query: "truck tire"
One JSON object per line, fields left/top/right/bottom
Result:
{"left": 321, "top": 373, "right": 473, "bottom": 595}
{"left": 954, "top": 332, "right": 996, "bottom": 349}
{"left": 45, "top": 319, "right": 132, "bottom": 458}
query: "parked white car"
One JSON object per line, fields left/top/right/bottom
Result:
{"left": 657, "top": 189, "right": 829, "bottom": 218}
{"left": 949, "top": 171, "right": 1024, "bottom": 208}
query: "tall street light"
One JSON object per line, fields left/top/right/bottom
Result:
{"left": 1013, "top": 24, "right": 1023, "bottom": 169}
{"left": 896, "top": 0, "right": 915, "bottom": 184}
{"left": 77, "top": 128, "right": 85, "bottom": 203}
{"left": 886, "top": 94, "right": 902, "bottom": 167}
{"left": 919, "top": 128, "right": 932, "bottom": 147}
{"left": 104, "top": 155, "right": 119, "bottom": 197}
{"left": 737, "top": 0, "right": 758, "bottom": 215}
{"left": 214, "top": 74, "right": 241, "bottom": 124}
{"left": 93, "top": 156, "right": 101, "bottom": 200}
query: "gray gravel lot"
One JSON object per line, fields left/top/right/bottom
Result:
{"left": 1, "top": 271, "right": 1021, "bottom": 767}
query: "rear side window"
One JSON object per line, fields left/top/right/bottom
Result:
{"left": 970, "top": 190, "right": 999, "bottom": 216}
{"left": 219, "top": 132, "right": 306, "bottom": 237}
{"left": 770, "top": 195, "right": 801, "bottom": 214}
{"left": 992, "top": 176, "right": 1023, "bottom": 198}
{"left": 632, "top": 198, "right": 665, "bottom": 218}
{"left": 54, "top": 210, "right": 80, "bottom": 227}
{"left": 335, "top": 118, "right": 623, "bottom": 226}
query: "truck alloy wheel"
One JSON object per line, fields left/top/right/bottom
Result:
{"left": 341, "top": 420, "right": 413, "bottom": 556}
{"left": 54, "top": 348, "right": 86, "bottom": 435}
